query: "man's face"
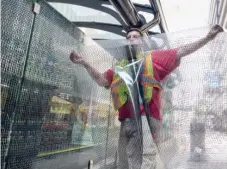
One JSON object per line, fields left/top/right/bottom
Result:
{"left": 126, "top": 30, "right": 142, "bottom": 45}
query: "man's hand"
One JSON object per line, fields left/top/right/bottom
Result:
{"left": 206, "top": 24, "right": 224, "bottom": 40}
{"left": 70, "top": 51, "right": 109, "bottom": 87}
{"left": 70, "top": 51, "right": 85, "bottom": 65}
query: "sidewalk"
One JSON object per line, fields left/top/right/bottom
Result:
{"left": 166, "top": 131, "right": 227, "bottom": 169}
{"left": 33, "top": 131, "right": 227, "bottom": 169}
{"left": 87, "top": 137, "right": 179, "bottom": 169}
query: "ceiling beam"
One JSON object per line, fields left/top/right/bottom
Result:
{"left": 47, "top": 0, "right": 155, "bottom": 29}
{"left": 73, "top": 21, "right": 159, "bottom": 37}
{"left": 74, "top": 22, "right": 126, "bottom": 36}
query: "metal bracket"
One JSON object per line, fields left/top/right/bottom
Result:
{"left": 33, "top": 2, "right": 40, "bottom": 14}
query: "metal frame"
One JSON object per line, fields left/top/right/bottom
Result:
{"left": 73, "top": 21, "right": 160, "bottom": 37}
{"left": 47, "top": 0, "right": 167, "bottom": 38}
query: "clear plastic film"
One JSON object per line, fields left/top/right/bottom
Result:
{"left": 1, "top": 1, "right": 227, "bottom": 168}
{"left": 110, "top": 42, "right": 163, "bottom": 169}
{"left": 90, "top": 28, "right": 227, "bottom": 169}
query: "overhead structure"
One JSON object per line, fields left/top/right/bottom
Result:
{"left": 209, "top": 0, "right": 227, "bottom": 29}
{"left": 47, "top": 0, "right": 168, "bottom": 39}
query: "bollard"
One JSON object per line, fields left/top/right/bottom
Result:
{"left": 88, "top": 160, "right": 93, "bottom": 169}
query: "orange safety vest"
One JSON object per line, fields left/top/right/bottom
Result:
{"left": 111, "top": 53, "right": 162, "bottom": 110}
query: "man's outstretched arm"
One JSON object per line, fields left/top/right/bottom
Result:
{"left": 70, "top": 51, "right": 109, "bottom": 87}
{"left": 177, "top": 25, "right": 224, "bottom": 61}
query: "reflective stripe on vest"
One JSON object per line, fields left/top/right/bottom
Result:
{"left": 139, "top": 75, "right": 162, "bottom": 89}
{"left": 111, "top": 53, "right": 161, "bottom": 110}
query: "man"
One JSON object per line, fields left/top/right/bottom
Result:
{"left": 70, "top": 25, "right": 223, "bottom": 169}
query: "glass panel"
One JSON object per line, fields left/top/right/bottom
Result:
{"left": 80, "top": 27, "right": 125, "bottom": 39}
{"left": 49, "top": 2, "right": 121, "bottom": 25}
{"left": 1, "top": 0, "right": 35, "bottom": 168}
{"left": 131, "top": 0, "right": 150, "bottom": 5}
{"left": 2, "top": 0, "right": 227, "bottom": 169}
